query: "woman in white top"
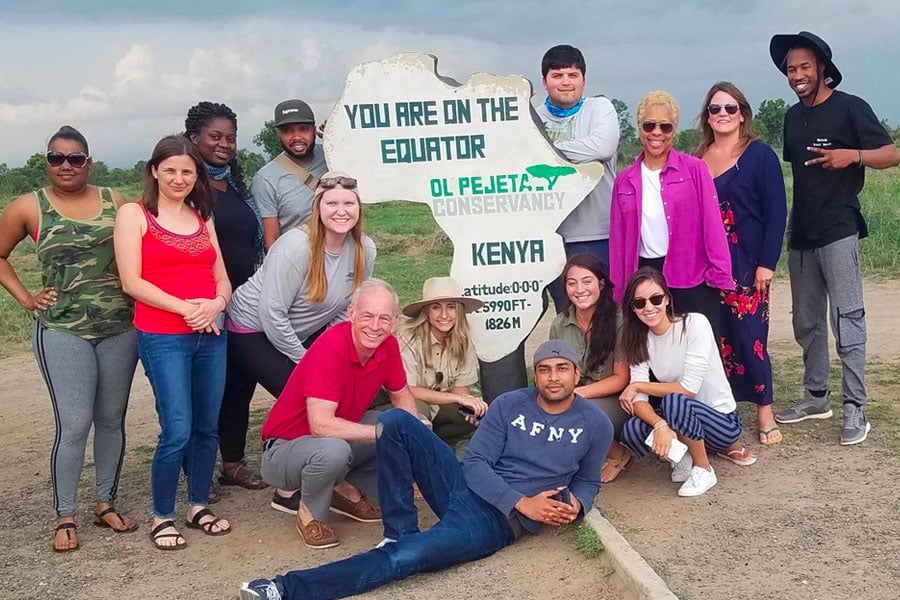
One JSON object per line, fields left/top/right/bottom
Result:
{"left": 396, "top": 277, "right": 487, "bottom": 442}
{"left": 618, "top": 267, "right": 754, "bottom": 497}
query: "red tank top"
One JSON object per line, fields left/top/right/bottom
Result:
{"left": 133, "top": 202, "right": 217, "bottom": 334}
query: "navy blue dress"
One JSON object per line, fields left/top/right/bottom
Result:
{"left": 714, "top": 140, "right": 787, "bottom": 406}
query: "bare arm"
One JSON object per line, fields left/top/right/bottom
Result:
{"left": 407, "top": 385, "right": 488, "bottom": 416}
{"left": 386, "top": 385, "right": 421, "bottom": 417}
{"left": 805, "top": 144, "right": 900, "bottom": 170}
{"left": 0, "top": 193, "right": 51, "bottom": 311}
{"left": 183, "top": 219, "right": 232, "bottom": 334}
{"left": 575, "top": 360, "right": 629, "bottom": 400}
{"left": 262, "top": 217, "right": 280, "bottom": 249}
{"left": 306, "top": 396, "right": 376, "bottom": 442}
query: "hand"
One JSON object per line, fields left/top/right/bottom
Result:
{"left": 650, "top": 424, "right": 676, "bottom": 459}
{"left": 27, "top": 286, "right": 57, "bottom": 311}
{"left": 619, "top": 384, "right": 639, "bottom": 415}
{"left": 514, "top": 489, "right": 579, "bottom": 527}
{"left": 183, "top": 297, "right": 225, "bottom": 334}
{"left": 754, "top": 266, "right": 774, "bottom": 301}
{"left": 457, "top": 394, "right": 488, "bottom": 417}
{"left": 804, "top": 147, "right": 858, "bottom": 170}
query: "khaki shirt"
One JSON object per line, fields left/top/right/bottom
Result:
{"left": 549, "top": 307, "right": 623, "bottom": 393}
{"left": 398, "top": 331, "right": 478, "bottom": 420}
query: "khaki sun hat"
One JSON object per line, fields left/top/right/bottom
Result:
{"left": 402, "top": 277, "right": 483, "bottom": 318}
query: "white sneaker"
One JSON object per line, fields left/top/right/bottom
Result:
{"left": 670, "top": 453, "right": 693, "bottom": 483}
{"left": 677, "top": 466, "right": 717, "bottom": 497}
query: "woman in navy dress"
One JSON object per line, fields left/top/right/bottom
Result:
{"left": 696, "top": 82, "right": 787, "bottom": 446}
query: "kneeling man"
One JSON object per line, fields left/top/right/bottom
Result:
{"left": 259, "top": 279, "right": 419, "bottom": 548}
{"left": 242, "top": 339, "right": 614, "bottom": 600}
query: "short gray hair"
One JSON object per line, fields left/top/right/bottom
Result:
{"left": 350, "top": 278, "right": 399, "bottom": 313}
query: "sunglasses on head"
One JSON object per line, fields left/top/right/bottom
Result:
{"left": 641, "top": 121, "right": 674, "bottom": 134}
{"left": 707, "top": 103, "right": 740, "bottom": 116}
{"left": 46, "top": 151, "right": 89, "bottom": 168}
{"left": 630, "top": 293, "right": 666, "bottom": 310}
{"left": 320, "top": 176, "right": 357, "bottom": 189}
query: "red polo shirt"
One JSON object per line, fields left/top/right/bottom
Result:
{"left": 261, "top": 321, "right": 407, "bottom": 441}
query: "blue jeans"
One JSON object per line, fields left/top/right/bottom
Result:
{"left": 547, "top": 239, "right": 610, "bottom": 313}
{"left": 275, "top": 409, "right": 515, "bottom": 600}
{"left": 137, "top": 330, "right": 227, "bottom": 518}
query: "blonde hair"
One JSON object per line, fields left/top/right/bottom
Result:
{"left": 306, "top": 184, "right": 366, "bottom": 303}
{"left": 636, "top": 90, "right": 680, "bottom": 128}
{"left": 397, "top": 301, "right": 472, "bottom": 376}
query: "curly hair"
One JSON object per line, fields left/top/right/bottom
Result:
{"left": 183, "top": 101, "right": 249, "bottom": 199}
{"left": 636, "top": 90, "right": 680, "bottom": 128}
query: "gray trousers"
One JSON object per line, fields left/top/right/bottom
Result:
{"left": 260, "top": 411, "right": 380, "bottom": 521}
{"left": 31, "top": 322, "right": 139, "bottom": 517}
{"left": 788, "top": 234, "right": 867, "bottom": 405}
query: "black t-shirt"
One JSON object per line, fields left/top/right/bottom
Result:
{"left": 212, "top": 183, "right": 258, "bottom": 289}
{"left": 783, "top": 90, "right": 892, "bottom": 250}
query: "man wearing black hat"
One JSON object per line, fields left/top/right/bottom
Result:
{"left": 769, "top": 31, "right": 899, "bottom": 445}
{"left": 250, "top": 99, "right": 328, "bottom": 248}
{"left": 240, "top": 339, "right": 613, "bottom": 600}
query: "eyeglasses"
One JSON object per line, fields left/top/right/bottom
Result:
{"left": 707, "top": 103, "right": 740, "bottom": 116}
{"left": 320, "top": 176, "right": 357, "bottom": 189}
{"left": 433, "top": 371, "right": 444, "bottom": 389}
{"left": 46, "top": 151, "right": 89, "bottom": 168}
{"left": 630, "top": 293, "right": 666, "bottom": 310}
{"left": 641, "top": 121, "right": 674, "bottom": 134}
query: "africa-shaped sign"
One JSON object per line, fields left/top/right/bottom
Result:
{"left": 324, "top": 53, "right": 603, "bottom": 362}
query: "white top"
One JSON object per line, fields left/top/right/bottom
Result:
{"left": 534, "top": 96, "right": 620, "bottom": 242}
{"left": 638, "top": 162, "right": 669, "bottom": 259}
{"left": 630, "top": 313, "right": 736, "bottom": 414}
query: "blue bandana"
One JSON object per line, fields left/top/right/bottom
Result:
{"left": 544, "top": 96, "right": 584, "bottom": 118}
{"left": 205, "top": 163, "right": 231, "bottom": 181}
{"left": 203, "top": 160, "right": 265, "bottom": 266}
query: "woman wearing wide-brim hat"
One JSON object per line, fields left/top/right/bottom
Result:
{"left": 397, "top": 277, "right": 487, "bottom": 442}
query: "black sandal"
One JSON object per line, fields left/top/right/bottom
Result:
{"left": 150, "top": 519, "right": 187, "bottom": 551}
{"left": 185, "top": 508, "right": 231, "bottom": 536}
{"left": 53, "top": 522, "right": 79, "bottom": 553}
{"left": 94, "top": 506, "right": 139, "bottom": 533}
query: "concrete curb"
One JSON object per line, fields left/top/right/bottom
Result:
{"left": 584, "top": 511, "right": 679, "bottom": 600}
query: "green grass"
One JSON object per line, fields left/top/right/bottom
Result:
{"left": 574, "top": 523, "right": 605, "bottom": 558}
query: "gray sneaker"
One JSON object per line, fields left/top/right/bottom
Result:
{"left": 774, "top": 391, "right": 833, "bottom": 424}
{"left": 840, "top": 404, "right": 871, "bottom": 445}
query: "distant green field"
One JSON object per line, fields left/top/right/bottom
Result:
{"left": 1, "top": 167, "right": 899, "bottom": 357}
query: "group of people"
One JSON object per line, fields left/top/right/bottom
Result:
{"left": 0, "top": 29, "right": 897, "bottom": 600}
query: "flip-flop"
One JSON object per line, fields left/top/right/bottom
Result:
{"left": 716, "top": 447, "right": 757, "bottom": 466}
{"left": 53, "top": 522, "right": 79, "bottom": 553}
{"left": 759, "top": 427, "right": 783, "bottom": 446}
{"left": 94, "top": 506, "right": 139, "bottom": 533}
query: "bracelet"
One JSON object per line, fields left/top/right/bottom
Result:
{"left": 652, "top": 420, "right": 668, "bottom": 431}
{"left": 858, "top": 149, "right": 864, "bottom": 167}
{"left": 215, "top": 294, "right": 227, "bottom": 306}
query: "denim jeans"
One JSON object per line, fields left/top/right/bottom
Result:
{"left": 547, "top": 239, "right": 611, "bottom": 313}
{"left": 275, "top": 409, "right": 514, "bottom": 600}
{"left": 137, "top": 330, "right": 227, "bottom": 518}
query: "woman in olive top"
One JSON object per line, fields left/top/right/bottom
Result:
{"left": 0, "top": 126, "right": 138, "bottom": 552}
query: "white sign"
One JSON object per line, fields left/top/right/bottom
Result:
{"left": 324, "top": 53, "right": 602, "bottom": 362}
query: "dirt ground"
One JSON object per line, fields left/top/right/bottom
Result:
{"left": 1, "top": 279, "right": 899, "bottom": 599}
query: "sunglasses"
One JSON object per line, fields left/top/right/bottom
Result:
{"left": 641, "top": 121, "right": 674, "bottom": 134}
{"left": 46, "top": 151, "right": 89, "bottom": 168}
{"left": 320, "top": 176, "right": 357, "bottom": 189}
{"left": 630, "top": 293, "right": 666, "bottom": 310}
{"left": 707, "top": 103, "right": 740, "bottom": 116}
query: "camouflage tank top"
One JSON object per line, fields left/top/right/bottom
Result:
{"left": 34, "top": 187, "right": 134, "bottom": 339}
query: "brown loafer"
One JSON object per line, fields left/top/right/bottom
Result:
{"left": 295, "top": 516, "right": 339, "bottom": 549}
{"left": 329, "top": 492, "right": 382, "bottom": 523}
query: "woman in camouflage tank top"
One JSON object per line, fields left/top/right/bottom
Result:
{"left": 0, "top": 126, "right": 139, "bottom": 553}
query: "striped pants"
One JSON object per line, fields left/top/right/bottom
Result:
{"left": 621, "top": 393, "right": 742, "bottom": 458}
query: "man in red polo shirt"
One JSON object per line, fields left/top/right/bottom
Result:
{"left": 260, "top": 279, "right": 419, "bottom": 548}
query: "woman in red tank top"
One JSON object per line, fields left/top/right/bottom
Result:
{"left": 114, "top": 136, "right": 232, "bottom": 550}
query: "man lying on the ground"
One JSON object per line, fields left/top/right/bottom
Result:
{"left": 240, "top": 339, "right": 614, "bottom": 600}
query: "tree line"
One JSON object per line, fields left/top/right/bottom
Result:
{"left": 3, "top": 99, "right": 898, "bottom": 197}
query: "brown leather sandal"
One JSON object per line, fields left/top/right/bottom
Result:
{"left": 94, "top": 506, "right": 138, "bottom": 533}
{"left": 53, "top": 522, "right": 79, "bottom": 553}
{"left": 218, "top": 460, "right": 267, "bottom": 490}
{"left": 601, "top": 452, "right": 634, "bottom": 483}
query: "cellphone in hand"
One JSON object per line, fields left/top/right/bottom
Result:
{"left": 550, "top": 487, "right": 571, "bottom": 505}
{"left": 457, "top": 405, "right": 482, "bottom": 425}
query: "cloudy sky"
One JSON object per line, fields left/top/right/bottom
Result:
{"left": 1, "top": 0, "right": 897, "bottom": 168}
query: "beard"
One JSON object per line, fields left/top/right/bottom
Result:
{"left": 282, "top": 136, "right": 315, "bottom": 161}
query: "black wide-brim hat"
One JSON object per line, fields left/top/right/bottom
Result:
{"left": 770, "top": 31, "right": 842, "bottom": 89}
